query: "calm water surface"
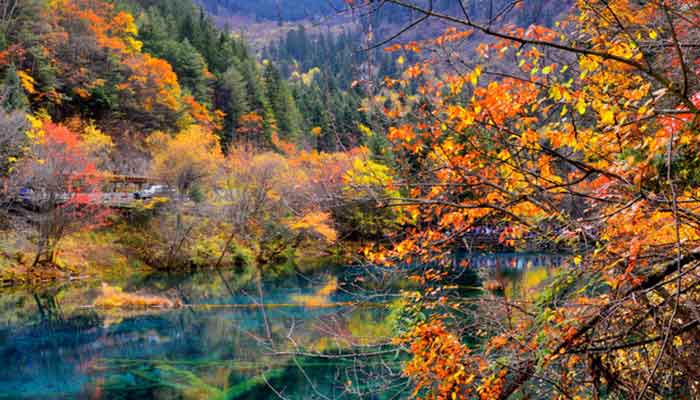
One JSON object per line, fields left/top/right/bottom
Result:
{"left": 0, "top": 254, "right": 565, "bottom": 399}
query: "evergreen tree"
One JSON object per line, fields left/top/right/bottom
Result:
{"left": 240, "top": 59, "right": 266, "bottom": 111}
{"left": 218, "top": 64, "right": 249, "bottom": 142}
{"left": 2, "top": 65, "right": 29, "bottom": 112}
{"left": 151, "top": 39, "right": 210, "bottom": 102}
{"left": 263, "top": 63, "right": 301, "bottom": 139}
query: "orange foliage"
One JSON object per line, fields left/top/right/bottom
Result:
{"left": 121, "top": 54, "right": 181, "bottom": 112}
{"left": 373, "top": 0, "right": 700, "bottom": 398}
{"left": 237, "top": 112, "right": 265, "bottom": 144}
{"left": 399, "top": 320, "right": 487, "bottom": 400}
{"left": 10, "top": 0, "right": 198, "bottom": 129}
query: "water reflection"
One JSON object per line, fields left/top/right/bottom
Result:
{"left": 463, "top": 252, "right": 568, "bottom": 299}
{"left": 0, "top": 270, "right": 402, "bottom": 399}
{"left": 0, "top": 254, "right": 567, "bottom": 399}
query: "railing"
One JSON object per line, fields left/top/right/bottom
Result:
{"left": 20, "top": 192, "right": 151, "bottom": 209}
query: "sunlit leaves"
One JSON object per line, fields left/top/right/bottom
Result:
{"left": 121, "top": 54, "right": 181, "bottom": 112}
{"left": 148, "top": 125, "right": 223, "bottom": 195}
{"left": 16, "top": 71, "right": 36, "bottom": 95}
{"left": 287, "top": 212, "right": 337, "bottom": 242}
{"left": 377, "top": 0, "right": 700, "bottom": 398}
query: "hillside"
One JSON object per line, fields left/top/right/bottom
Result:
{"left": 199, "top": 0, "right": 573, "bottom": 36}
{"left": 198, "top": 0, "right": 348, "bottom": 22}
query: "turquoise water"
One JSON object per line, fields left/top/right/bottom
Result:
{"left": 0, "top": 254, "right": 564, "bottom": 399}
{"left": 0, "top": 269, "right": 404, "bottom": 399}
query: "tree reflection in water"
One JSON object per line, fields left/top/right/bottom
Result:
{"left": 0, "top": 254, "right": 564, "bottom": 399}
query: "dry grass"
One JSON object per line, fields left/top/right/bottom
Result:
{"left": 94, "top": 283, "right": 180, "bottom": 309}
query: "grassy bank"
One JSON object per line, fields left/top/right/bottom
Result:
{"left": 0, "top": 219, "right": 354, "bottom": 288}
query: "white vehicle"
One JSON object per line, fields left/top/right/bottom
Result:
{"left": 134, "top": 185, "right": 169, "bottom": 200}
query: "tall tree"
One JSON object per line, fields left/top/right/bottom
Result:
{"left": 17, "top": 119, "right": 108, "bottom": 266}
{"left": 217, "top": 64, "right": 249, "bottom": 143}
{"left": 263, "top": 62, "right": 301, "bottom": 139}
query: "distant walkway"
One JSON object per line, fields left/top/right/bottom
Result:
{"left": 19, "top": 174, "right": 165, "bottom": 209}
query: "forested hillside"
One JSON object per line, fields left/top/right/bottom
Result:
{"left": 197, "top": 0, "right": 346, "bottom": 21}
{"left": 0, "top": 0, "right": 394, "bottom": 274}
{"left": 198, "top": 0, "right": 569, "bottom": 25}
{"left": 263, "top": 26, "right": 401, "bottom": 150}
{"left": 0, "top": 0, "right": 380, "bottom": 159}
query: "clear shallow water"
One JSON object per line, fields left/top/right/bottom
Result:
{"left": 0, "top": 254, "right": 565, "bottom": 399}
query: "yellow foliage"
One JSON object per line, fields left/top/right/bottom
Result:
{"left": 358, "top": 123, "right": 374, "bottom": 137}
{"left": 344, "top": 158, "right": 398, "bottom": 199}
{"left": 17, "top": 71, "right": 36, "bottom": 95}
{"left": 80, "top": 123, "right": 114, "bottom": 158}
{"left": 149, "top": 125, "right": 223, "bottom": 193}
{"left": 290, "top": 276, "right": 339, "bottom": 307}
{"left": 317, "top": 276, "right": 338, "bottom": 296}
{"left": 25, "top": 114, "right": 45, "bottom": 142}
{"left": 94, "top": 283, "right": 179, "bottom": 309}
{"left": 287, "top": 212, "right": 337, "bottom": 242}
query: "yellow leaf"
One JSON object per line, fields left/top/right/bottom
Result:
{"left": 649, "top": 30, "right": 658, "bottom": 40}
{"left": 601, "top": 109, "right": 615, "bottom": 124}
{"left": 576, "top": 97, "right": 587, "bottom": 115}
{"left": 358, "top": 123, "right": 373, "bottom": 137}
{"left": 17, "top": 71, "right": 37, "bottom": 95}
{"left": 288, "top": 212, "right": 338, "bottom": 242}
{"left": 469, "top": 66, "right": 482, "bottom": 86}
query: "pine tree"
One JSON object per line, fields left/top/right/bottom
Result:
{"left": 218, "top": 64, "right": 249, "bottom": 142}
{"left": 241, "top": 59, "right": 267, "bottom": 112}
{"left": 2, "top": 65, "right": 29, "bottom": 112}
{"left": 263, "top": 63, "right": 301, "bottom": 139}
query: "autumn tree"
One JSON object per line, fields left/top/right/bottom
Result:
{"left": 148, "top": 125, "right": 223, "bottom": 267}
{"left": 16, "top": 118, "right": 108, "bottom": 266}
{"left": 349, "top": 0, "right": 700, "bottom": 398}
{"left": 215, "top": 147, "right": 341, "bottom": 270}
{"left": 235, "top": 112, "right": 264, "bottom": 146}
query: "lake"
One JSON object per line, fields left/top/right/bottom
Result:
{"left": 0, "top": 253, "right": 565, "bottom": 399}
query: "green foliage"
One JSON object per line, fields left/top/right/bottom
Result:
{"left": 229, "top": 241, "right": 254, "bottom": 270}
{"left": 188, "top": 184, "right": 205, "bottom": 203}
{"left": 190, "top": 235, "right": 225, "bottom": 267}
{"left": 218, "top": 64, "right": 249, "bottom": 142}
{"left": 153, "top": 39, "right": 211, "bottom": 101}
{"left": 263, "top": 62, "right": 301, "bottom": 139}
{"left": 1, "top": 65, "right": 29, "bottom": 111}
